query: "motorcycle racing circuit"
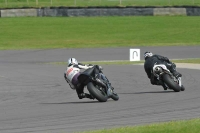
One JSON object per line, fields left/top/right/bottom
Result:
{"left": 0, "top": 46, "right": 200, "bottom": 133}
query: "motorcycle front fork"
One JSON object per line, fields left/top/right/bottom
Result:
{"left": 178, "top": 77, "right": 182, "bottom": 87}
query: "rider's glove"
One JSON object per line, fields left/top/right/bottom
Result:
{"left": 95, "top": 65, "right": 103, "bottom": 71}
{"left": 172, "top": 62, "right": 176, "bottom": 67}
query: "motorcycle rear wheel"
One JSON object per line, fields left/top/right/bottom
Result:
{"left": 87, "top": 82, "right": 108, "bottom": 102}
{"left": 162, "top": 74, "right": 181, "bottom": 92}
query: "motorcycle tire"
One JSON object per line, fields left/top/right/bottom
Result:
{"left": 181, "top": 85, "right": 185, "bottom": 91}
{"left": 162, "top": 74, "right": 181, "bottom": 92}
{"left": 87, "top": 82, "right": 108, "bottom": 102}
{"left": 110, "top": 92, "right": 119, "bottom": 101}
{"left": 109, "top": 87, "right": 119, "bottom": 101}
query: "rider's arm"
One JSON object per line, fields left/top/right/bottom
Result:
{"left": 156, "top": 55, "right": 170, "bottom": 63}
{"left": 74, "top": 63, "right": 93, "bottom": 69}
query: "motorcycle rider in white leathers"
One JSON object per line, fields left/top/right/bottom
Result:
{"left": 64, "top": 58, "right": 106, "bottom": 99}
{"left": 64, "top": 58, "right": 114, "bottom": 99}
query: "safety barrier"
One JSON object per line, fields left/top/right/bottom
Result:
{"left": 0, "top": 7, "right": 200, "bottom": 17}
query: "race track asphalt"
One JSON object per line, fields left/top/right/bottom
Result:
{"left": 0, "top": 46, "right": 200, "bottom": 133}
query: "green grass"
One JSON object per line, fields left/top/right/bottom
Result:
{"left": 47, "top": 58, "right": 200, "bottom": 65}
{"left": 0, "top": 16, "right": 200, "bottom": 50}
{"left": 0, "top": 0, "right": 200, "bottom": 8}
{"left": 86, "top": 58, "right": 200, "bottom": 65}
{"left": 46, "top": 60, "right": 143, "bottom": 65}
{"left": 78, "top": 118, "right": 200, "bottom": 133}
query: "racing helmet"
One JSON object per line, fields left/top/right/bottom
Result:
{"left": 144, "top": 51, "right": 153, "bottom": 60}
{"left": 68, "top": 58, "right": 78, "bottom": 66}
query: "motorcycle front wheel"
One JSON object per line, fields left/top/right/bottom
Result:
{"left": 110, "top": 87, "right": 119, "bottom": 101}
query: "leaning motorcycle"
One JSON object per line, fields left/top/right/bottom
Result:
{"left": 78, "top": 66, "right": 119, "bottom": 102}
{"left": 152, "top": 64, "right": 185, "bottom": 92}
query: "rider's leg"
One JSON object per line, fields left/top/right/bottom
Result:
{"left": 76, "top": 84, "right": 94, "bottom": 99}
{"left": 71, "top": 73, "right": 93, "bottom": 99}
{"left": 151, "top": 76, "right": 168, "bottom": 90}
{"left": 157, "top": 80, "right": 168, "bottom": 90}
{"left": 165, "top": 62, "right": 182, "bottom": 78}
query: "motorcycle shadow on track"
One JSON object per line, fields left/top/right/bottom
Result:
{"left": 119, "top": 91, "right": 174, "bottom": 95}
{"left": 40, "top": 101, "right": 102, "bottom": 104}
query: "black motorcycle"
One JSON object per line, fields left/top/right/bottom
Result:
{"left": 78, "top": 66, "right": 119, "bottom": 102}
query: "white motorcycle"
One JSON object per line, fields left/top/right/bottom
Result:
{"left": 152, "top": 64, "right": 185, "bottom": 92}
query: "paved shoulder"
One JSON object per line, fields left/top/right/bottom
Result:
{"left": 176, "top": 63, "right": 200, "bottom": 70}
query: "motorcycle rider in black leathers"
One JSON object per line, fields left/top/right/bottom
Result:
{"left": 144, "top": 51, "right": 182, "bottom": 90}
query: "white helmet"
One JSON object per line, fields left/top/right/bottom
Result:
{"left": 68, "top": 58, "right": 78, "bottom": 66}
{"left": 144, "top": 51, "right": 153, "bottom": 60}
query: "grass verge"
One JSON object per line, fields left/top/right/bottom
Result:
{"left": 78, "top": 118, "right": 200, "bottom": 133}
{"left": 0, "top": 0, "right": 200, "bottom": 8}
{"left": 0, "top": 17, "right": 200, "bottom": 50}
{"left": 47, "top": 58, "right": 200, "bottom": 65}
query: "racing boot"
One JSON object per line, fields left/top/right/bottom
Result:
{"left": 156, "top": 80, "right": 168, "bottom": 90}
{"left": 169, "top": 63, "right": 182, "bottom": 78}
{"left": 172, "top": 71, "right": 182, "bottom": 78}
{"left": 161, "top": 83, "right": 168, "bottom": 90}
{"left": 78, "top": 93, "right": 86, "bottom": 99}
{"left": 85, "top": 93, "right": 94, "bottom": 99}
{"left": 78, "top": 93, "right": 94, "bottom": 99}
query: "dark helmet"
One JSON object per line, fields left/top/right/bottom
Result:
{"left": 144, "top": 51, "right": 153, "bottom": 60}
